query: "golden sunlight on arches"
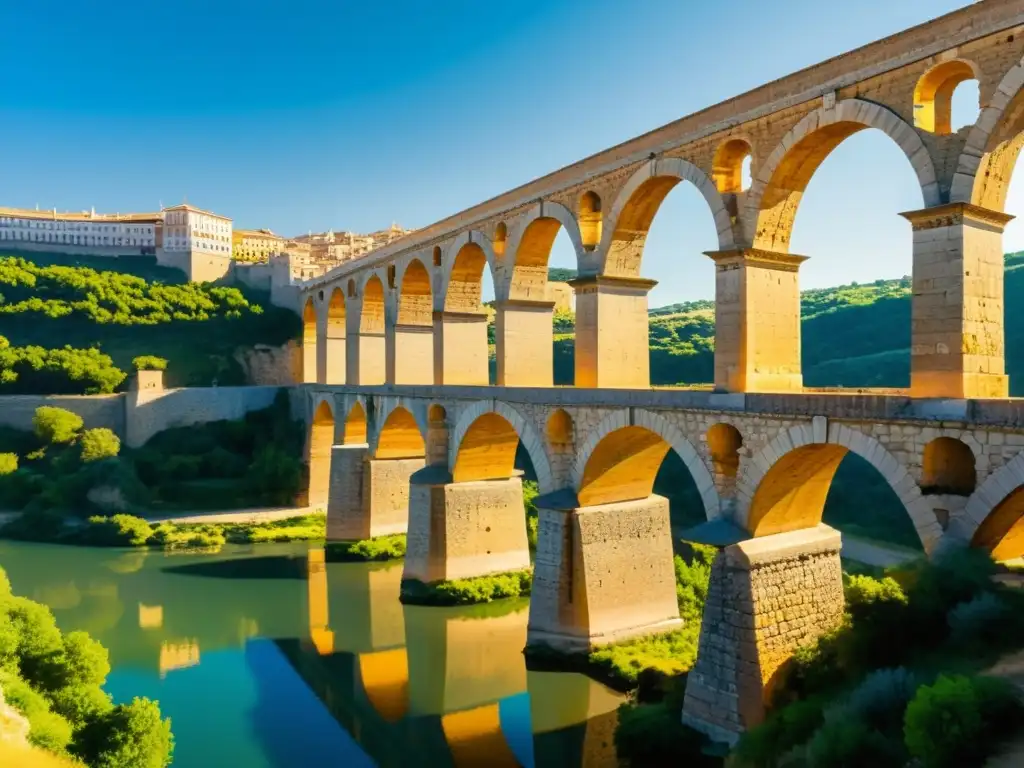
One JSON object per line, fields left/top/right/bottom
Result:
{"left": 707, "top": 423, "right": 742, "bottom": 478}
{"left": 445, "top": 243, "right": 487, "bottom": 312}
{"left": 510, "top": 217, "right": 563, "bottom": 300}
{"left": 606, "top": 175, "right": 688, "bottom": 277}
{"left": 547, "top": 409, "right": 573, "bottom": 446}
{"left": 358, "top": 648, "right": 409, "bottom": 723}
{"left": 754, "top": 121, "right": 874, "bottom": 252}
{"left": 302, "top": 297, "right": 318, "bottom": 384}
{"left": 398, "top": 259, "right": 432, "bottom": 326}
{"left": 578, "top": 426, "right": 671, "bottom": 508}
{"left": 442, "top": 704, "right": 520, "bottom": 768}
{"left": 361, "top": 275, "right": 386, "bottom": 333}
{"left": 344, "top": 402, "right": 367, "bottom": 445}
{"left": 970, "top": 87, "right": 1024, "bottom": 212}
{"left": 921, "top": 437, "right": 976, "bottom": 495}
{"left": 305, "top": 400, "right": 335, "bottom": 507}
{"left": 578, "top": 191, "right": 602, "bottom": 250}
{"left": 914, "top": 59, "right": 978, "bottom": 135}
{"left": 376, "top": 407, "right": 426, "bottom": 460}
{"left": 452, "top": 413, "right": 520, "bottom": 483}
{"left": 493, "top": 222, "right": 507, "bottom": 258}
{"left": 972, "top": 487, "right": 1024, "bottom": 562}
{"left": 325, "top": 288, "right": 346, "bottom": 384}
{"left": 747, "top": 444, "right": 847, "bottom": 537}
{"left": 713, "top": 138, "right": 753, "bottom": 194}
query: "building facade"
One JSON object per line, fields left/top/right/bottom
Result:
{"left": 232, "top": 228, "right": 285, "bottom": 262}
{"left": 0, "top": 207, "right": 160, "bottom": 255}
{"left": 159, "top": 204, "right": 234, "bottom": 282}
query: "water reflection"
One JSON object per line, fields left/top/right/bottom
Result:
{"left": 0, "top": 541, "right": 624, "bottom": 767}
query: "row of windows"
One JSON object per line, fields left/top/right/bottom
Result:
{"left": 0, "top": 218, "right": 153, "bottom": 234}
{"left": 0, "top": 231, "right": 154, "bottom": 246}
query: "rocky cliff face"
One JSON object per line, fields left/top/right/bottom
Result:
{"left": 234, "top": 341, "right": 300, "bottom": 385}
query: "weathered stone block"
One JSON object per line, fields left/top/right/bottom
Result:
{"left": 527, "top": 494, "right": 681, "bottom": 652}
{"left": 682, "top": 524, "right": 844, "bottom": 745}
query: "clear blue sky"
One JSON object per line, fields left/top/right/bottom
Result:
{"left": 1, "top": 0, "right": 1019, "bottom": 307}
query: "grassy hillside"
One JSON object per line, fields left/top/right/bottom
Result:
{"left": 0, "top": 252, "right": 300, "bottom": 389}
{"left": 545, "top": 253, "right": 1024, "bottom": 393}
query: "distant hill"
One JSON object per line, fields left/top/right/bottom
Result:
{"left": 546, "top": 253, "right": 1024, "bottom": 394}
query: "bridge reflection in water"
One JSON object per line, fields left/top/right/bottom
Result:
{"left": 282, "top": 548, "right": 624, "bottom": 767}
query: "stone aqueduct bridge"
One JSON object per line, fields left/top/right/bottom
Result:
{"left": 292, "top": 2, "right": 1024, "bottom": 743}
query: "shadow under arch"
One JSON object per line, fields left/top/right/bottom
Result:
{"left": 304, "top": 399, "right": 335, "bottom": 507}
{"left": 739, "top": 424, "right": 939, "bottom": 552}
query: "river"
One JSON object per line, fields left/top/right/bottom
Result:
{"left": 0, "top": 540, "right": 624, "bottom": 767}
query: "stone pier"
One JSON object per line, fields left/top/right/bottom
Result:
{"left": 327, "top": 444, "right": 424, "bottom": 541}
{"left": 681, "top": 524, "right": 844, "bottom": 744}
{"left": 526, "top": 494, "right": 682, "bottom": 652}
{"left": 403, "top": 473, "right": 531, "bottom": 584}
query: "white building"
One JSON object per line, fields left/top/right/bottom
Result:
{"left": 158, "top": 204, "right": 234, "bottom": 282}
{"left": 0, "top": 207, "right": 160, "bottom": 255}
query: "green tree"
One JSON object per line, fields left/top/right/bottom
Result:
{"left": 32, "top": 407, "right": 84, "bottom": 445}
{"left": 71, "top": 698, "right": 173, "bottom": 768}
{"left": 79, "top": 429, "right": 120, "bottom": 463}
{"left": 131, "top": 356, "right": 167, "bottom": 371}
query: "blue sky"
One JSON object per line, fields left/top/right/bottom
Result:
{"left": 0, "top": 0, "right": 1018, "bottom": 307}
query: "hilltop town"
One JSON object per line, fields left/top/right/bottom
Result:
{"left": 0, "top": 202, "right": 410, "bottom": 286}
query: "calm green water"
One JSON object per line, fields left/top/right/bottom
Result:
{"left": 0, "top": 541, "right": 624, "bottom": 767}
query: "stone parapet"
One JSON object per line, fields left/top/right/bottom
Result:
{"left": 682, "top": 524, "right": 844, "bottom": 744}
{"left": 527, "top": 494, "right": 681, "bottom": 653}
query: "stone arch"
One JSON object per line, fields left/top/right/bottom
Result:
{"left": 493, "top": 222, "right": 507, "bottom": 258}
{"left": 736, "top": 420, "right": 941, "bottom": 552}
{"left": 747, "top": 98, "right": 940, "bottom": 252}
{"left": 503, "top": 202, "right": 584, "bottom": 301}
{"left": 305, "top": 398, "right": 335, "bottom": 507}
{"left": 707, "top": 422, "right": 743, "bottom": 480}
{"left": 449, "top": 400, "right": 553, "bottom": 493}
{"left": 578, "top": 191, "right": 602, "bottom": 250}
{"left": 325, "top": 287, "right": 346, "bottom": 384}
{"left": 951, "top": 55, "right": 1024, "bottom": 211}
{"left": 712, "top": 137, "right": 753, "bottom": 194}
{"left": 343, "top": 400, "right": 368, "bottom": 445}
{"left": 961, "top": 450, "right": 1024, "bottom": 562}
{"left": 921, "top": 437, "right": 977, "bottom": 495}
{"left": 397, "top": 258, "right": 432, "bottom": 326}
{"left": 600, "top": 156, "right": 736, "bottom": 277}
{"left": 440, "top": 232, "right": 497, "bottom": 311}
{"left": 302, "top": 296, "right": 318, "bottom": 384}
{"left": 913, "top": 58, "right": 982, "bottom": 135}
{"left": 373, "top": 405, "right": 426, "bottom": 460}
{"left": 572, "top": 408, "right": 719, "bottom": 517}
{"left": 361, "top": 275, "right": 386, "bottom": 333}
{"left": 426, "top": 404, "right": 449, "bottom": 467}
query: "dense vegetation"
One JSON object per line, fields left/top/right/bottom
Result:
{"left": 400, "top": 569, "right": 533, "bottom": 606}
{"left": 613, "top": 550, "right": 1024, "bottom": 767}
{"left": 0, "top": 253, "right": 299, "bottom": 389}
{"left": 0, "top": 394, "right": 305, "bottom": 529}
{"left": 540, "top": 253, "right": 1024, "bottom": 392}
{"left": 326, "top": 534, "right": 407, "bottom": 562}
{"left": 0, "top": 565, "right": 173, "bottom": 766}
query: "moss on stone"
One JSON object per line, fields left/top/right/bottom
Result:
{"left": 399, "top": 568, "right": 532, "bottom": 606}
{"left": 325, "top": 534, "right": 406, "bottom": 562}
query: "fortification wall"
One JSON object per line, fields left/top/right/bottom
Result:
{"left": 0, "top": 395, "right": 127, "bottom": 437}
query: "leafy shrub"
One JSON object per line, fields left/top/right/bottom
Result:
{"left": 401, "top": 569, "right": 532, "bottom": 606}
{"left": 615, "top": 696, "right": 716, "bottom": 766}
{"left": 903, "top": 674, "right": 1023, "bottom": 767}
{"left": 589, "top": 626, "right": 699, "bottom": 685}
{"left": 522, "top": 480, "right": 539, "bottom": 549}
{"left": 79, "top": 516, "right": 153, "bottom": 547}
{"left": 947, "top": 592, "right": 1010, "bottom": 647}
{"left": 244, "top": 444, "right": 302, "bottom": 506}
{"left": 0, "top": 340, "right": 126, "bottom": 395}
{"left": 131, "top": 356, "right": 167, "bottom": 371}
{"left": 148, "top": 524, "right": 225, "bottom": 551}
{"left": 0, "top": 452, "right": 17, "bottom": 475}
{"left": 676, "top": 544, "right": 716, "bottom": 623}
{"left": 831, "top": 667, "right": 921, "bottom": 732}
{"left": 805, "top": 718, "right": 906, "bottom": 767}
{"left": 0, "top": 508, "right": 67, "bottom": 541}
{"left": 327, "top": 534, "right": 405, "bottom": 562}
{"left": 71, "top": 697, "right": 173, "bottom": 768}
{"left": 735, "top": 697, "right": 827, "bottom": 767}
{"left": 79, "top": 429, "right": 120, "bottom": 463}
{"left": 33, "top": 407, "right": 84, "bottom": 445}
